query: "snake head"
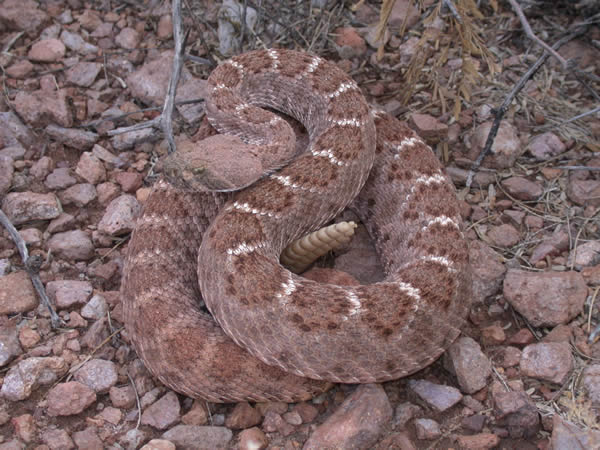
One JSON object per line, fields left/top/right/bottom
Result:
{"left": 162, "top": 136, "right": 266, "bottom": 192}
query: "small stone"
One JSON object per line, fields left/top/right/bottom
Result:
{"left": 45, "top": 167, "right": 77, "bottom": 190}
{"left": 503, "top": 270, "right": 587, "bottom": 327}
{"left": 7, "top": 60, "right": 34, "bottom": 79}
{"left": 408, "top": 379, "right": 463, "bottom": 412}
{"left": 28, "top": 38, "right": 66, "bottom": 62}
{"left": 334, "top": 27, "right": 367, "bottom": 58}
{"left": 304, "top": 384, "right": 392, "bottom": 450}
{"left": 487, "top": 223, "right": 520, "bottom": 248}
{"left": 41, "top": 428, "right": 75, "bottom": 449}
{"left": 61, "top": 183, "right": 97, "bottom": 207}
{"left": 414, "top": 418, "right": 441, "bottom": 440}
{"left": 0, "top": 323, "right": 22, "bottom": 367}
{"left": 73, "top": 358, "right": 118, "bottom": 393}
{"left": 551, "top": 416, "right": 600, "bottom": 449}
{"left": 569, "top": 241, "right": 600, "bottom": 268}
{"left": 97, "top": 194, "right": 141, "bottom": 235}
{"left": 116, "top": 27, "right": 141, "bottom": 49}
{"left": 0, "top": 271, "right": 38, "bottom": 314}
{"left": 493, "top": 390, "right": 539, "bottom": 438}
{"left": 60, "top": 29, "right": 98, "bottom": 55}
{"left": 455, "top": 433, "right": 500, "bottom": 450}
{"left": 292, "top": 402, "right": 319, "bottom": 423}
{"left": 81, "top": 294, "right": 108, "bottom": 319}
{"left": 71, "top": 427, "right": 103, "bottom": 450}
{"left": 1, "top": 356, "right": 68, "bottom": 401}
{"left": 12, "top": 413, "right": 36, "bottom": 443}
{"left": 528, "top": 132, "right": 566, "bottom": 160}
{"left": 225, "top": 402, "right": 262, "bottom": 429}
{"left": 76, "top": 152, "right": 107, "bottom": 185}
{"left": 481, "top": 324, "right": 506, "bottom": 345}
{"left": 65, "top": 62, "right": 102, "bottom": 87}
{"left": 161, "top": 425, "right": 232, "bottom": 450}
{"left": 501, "top": 177, "right": 543, "bottom": 201}
{"left": 141, "top": 439, "right": 176, "bottom": 450}
{"left": 238, "top": 427, "right": 268, "bottom": 450}
{"left": 47, "top": 381, "right": 96, "bottom": 416}
{"left": 109, "top": 385, "right": 136, "bottom": 409}
{"left": 47, "top": 230, "right": 95, "bottom": 260}
{"left": 45, "top": 124, "right": 98, "bottom": 150}
{"left": 567, "top": 176, "right": 600, "bottom": 207}
{"left": 141, "top": 391, "right": 181, "bottom": 430}
{"left": 393, "top": 402, "right": 422, "bottom": 429}
{"left": 46, "top": 280, "right": 93, "bottom": 309}
{"left": 13, "top": 89, "right": 73, "bottom": 128}
{"left": 181, "top": 401, "right": 208, "bottom": 425}
{"left": 18, "top": 326, "right": 41, "bottom": 349}
{"left": 1, "top": 192, "right": 60, "bottom": 225}
{"left": 468, "top": 121, "right": 522, "bottom": 169}
{"left": 409, "top": 113, "right": 448, "bottom": 140}
{"left": 114, "top": 171, "right": 143, "bottom": 193}
{"left": 520, "top": 342, "right": 573, "bottom": 384}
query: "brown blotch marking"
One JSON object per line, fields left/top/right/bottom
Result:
{"left": 313, "top": 124, "right": 363, "bottom": 163}
{"left": 289, "top": 313, "right": 304, "bottom": 324}
{"left": 328, "top": 89, "right": 369, "bottom": 122}
{"left": 367, "top": 198, "right": 376, "bottom": 208}
{"left": 327, "top": 322, "right": 338, "bottom": 330}
{"left": 210, "top": 89, "right": 240, "bottom": 113}
{"left": 386, "top": 360, "right": 397, "bottom": 372}
{"left": 233, "top": 51, "right": 274, "bottom": 74}
{"left": 277, "top": 52, "right": 319, "bottom": 78}
{"left": 332, "top": 366, "right": 346, "bottom": 375}
{"left": 299, "top": 324, "right": 312, "bottom": 332}
{"left": 237, "top": 106, "right": 275, "bottom": 124}
{"left": 239, "top": 296, "right": 249, "bottom": 306}
{"left": 310, "top": 62, "right": 349, "bottom": 95}
{"left": 212, "top": 63, "right": 242, "bottom": 86}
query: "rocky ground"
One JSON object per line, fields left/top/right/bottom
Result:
{"left": 0, "top": 0, "right": 599, "bottom": 449}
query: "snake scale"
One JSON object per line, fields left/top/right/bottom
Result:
{"left": 121, "top": 49, "right": 471, "bottom": 403}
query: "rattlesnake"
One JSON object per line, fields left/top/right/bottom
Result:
{"left": 121, "top": 49, "right": 471, "bottom": 403}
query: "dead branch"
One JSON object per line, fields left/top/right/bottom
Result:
{"left": 466, "top": 27, "right": 588, "bottom": 188}
{"left": 0, "top": 208, "right": 63, "bottom": 328}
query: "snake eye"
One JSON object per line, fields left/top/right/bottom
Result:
{"left": 192, "top": 167, "right": 205, "bottom": 175}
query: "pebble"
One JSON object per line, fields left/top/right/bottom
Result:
{"left": 141, "top": 391, "right": 181, "bottom": 430}
{"left": 501, "top": 176, "right": 543, "bottom": 200}
{"left": 528, "top": 132, "right": 566, "bottom": 160}
{"left": 60, "top": 183, "right": 97, "bottom": 207}
{"left": 47, "top": 229, "right": 95, "bottom": 260}
{"left": 73, "top": 358, "right": 119, "bottom": 393}
{"left": 97, "top": 194, "right": 141, "bottom": 235}
{"left": 27, "top": 38, "right": 66, "bottom": 62}
{"left": 408, "top": 379, "right": 462, "bottom": 412}
{"left": 76, "top": 151, "right": 107, "bottom": 184}
{"left": 503, "top": 269, "right": 587, "bottom": 327}
{"left": 414, "top": 418, "right": 441, "bottom": 440}
{"left": 45, "top": 167, "right": 77, "bottom": 190}
{"left": 1, "top": 356, "right": 68, "bottom": 401}
{"left": 468, "top": 120, "right": 522, "bottom": 169}
{"left": 1, "top": 192, "right": 61, "bottom": 225}
{"left": 65, "top": 62, "right": 103, "bottom": 87}
{"left": 13, "top": 89, "right": 73, "bottom": 127}
{"left": 238, "top": 427, "right": 268, "bottom": 450}
{"left": 520, "top": 341, "right": 573, "bottom": 384}
{"left": 0, "top": 271, "right": 38, "bottom": 314}
{"left": 161, "top": 425, "right": 233, "bottom": 450}
{"left": 304, "top": 384, "right": 392, "bottom": 449}
{"left": 225, "top": 402, "right": 262, "bottom": 429}
{"left": 47, "top": 381, "right": 97, "bottom": 416}
{"left": 0, "top": 323, "right": 22, "bottom": 367}
{"left": 46, "top": 279, "right": 93, "bottom": 309}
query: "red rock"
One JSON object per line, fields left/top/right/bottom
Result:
{"left": 41, "top": 428, "right": 75, "bottom": 449}
{"left": 45, "top": 125, "right": 98, "bottom": 150}
{"left": 487, "top": 223, "right": 520, "bottom": 248}
{"left": 141, "top": 439, "right": 175, "bottom": 450}
{"left": 115, "top": 27, "right": 141, "bottom": 49}
{"left": 334, "top": 27, "right": 367, "bottom": 57}
{"left": 47, "top": 381, "right": 97, "bottom": 416}
{"left": 520, "top": 342, "right": 573, "bottom": 384}
{"left": 409, "top": 113, "right": 448, "bottom": 141}
{"left": 47, "top": 280, "right": 93, "bottom": 309}
{"left": 582, "top": 364, "right": 600, "bottom": 405}
{"left": 388, "top": 0, "right": 420, "bottom": 28}
{"left": 60, "top": 183, "right": 97, "bottom": 207}
{"left": 181, "top": 401, "right": 208, "bottom": 425}
{"left": 97, "top": 194, "right": 141, "bottom": 235}
{"left": 11, "top": 414, "right": 36, "bottom": 443}
{"left": 6, "top": 60, "right": 34, "bottom": 79}
{"left": 47, "top": 230, "right": 95, "bottom": 261}
{"left": 501, "top": 176, "right": 543, "bottom": 200}
{"left": 468, "top": 121, "right": 522, "bottom": 169}
{"left": 28, "top": 38, "right": 66, "bottom": 62}
{"left": 570, "top": 241, "right": 600, "bottom": 267}
{"left": 12, "top": 89, "right": 73, "bottom": 127}
{"left": 455, "top": 433, "right": 500, "bottom": 449}
{"left": 409, "top": 379, "right": 463, "bottom": 412}
{"left": 305, "top": 384, "right": 392, "bottom": 449}
{"left": 238, "top": 427, "right": 268, "bottom": 450}
{"left": 0, "top": 271, "right": 38, "bottom": 315}
{"left": 2, "top": 191, "right": 61, "bottom": 225}
{"left": 528, "top": 132, "right": 566, "bottom": 160}
{"left": 0, "top": 0, "right": 48, "bottom": 37}
{"left": 161, "top": 425, "right": 232, "bottom": 449}
{"left": 225, "top": 402, "right": 262, "bottom": 430}
{"left": 45, "top": 167, "right": 77, "bottom": 189}
{"left": 141, "top": 391, "right": 181, "bottom": 430}
{"left": 414, "top": 418, "right": 441, "bottom": 440}
{"left": 60, "top": 29, "right": 98, "bottom": 55}
{"left": 481, "top": 324, "right": 506, "bottom": 345}
{"left": 567, "top": 176, "right": 600, "bottom": 207}
{"left": 71, "top": 427, "right": 104, "bottom": 450}
{"left": 109, "top": 385, "right": 136, "bottom": 409}
{"left": 529, "top": 227, "right": 570, "bottom": 264}
{"left": 493, "top": 390, "right": 539, "bottom": 438}
{"left": 503, "top": 270, "right": 587, "bottom": 327}
{"left": 0, "top": 156, "right": 13, "bottom": 195}
{"left": 65, "top": 62, "right": 102, "bottom": 87}
{"left": 18, "top": 326, "right": 41, "bottom": 349}
{"left": 261, "top": 411, "right": 294, "bottom": 436}
{"left": 551, "top": 416, "right": 600, "bottom": 449}
{"left": 444, "top": 337, "right": 492, "bottom": 394}
{"left": 157, "top": 15, "right": 173, "bottom": 39}
{"left": 114, "top": 171, "right": 143, "bottom": 193}
{"left": 76, "top": 152, "right": 107, "bottom": 185}
{"left": 292, "top": 402, "right": 319, "bottom": 423}
{"left": 0, "top": 322, "right": 22, "bottom": 367}
{"left": 74, "top": 359, "right": 118, "bottom": 393}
